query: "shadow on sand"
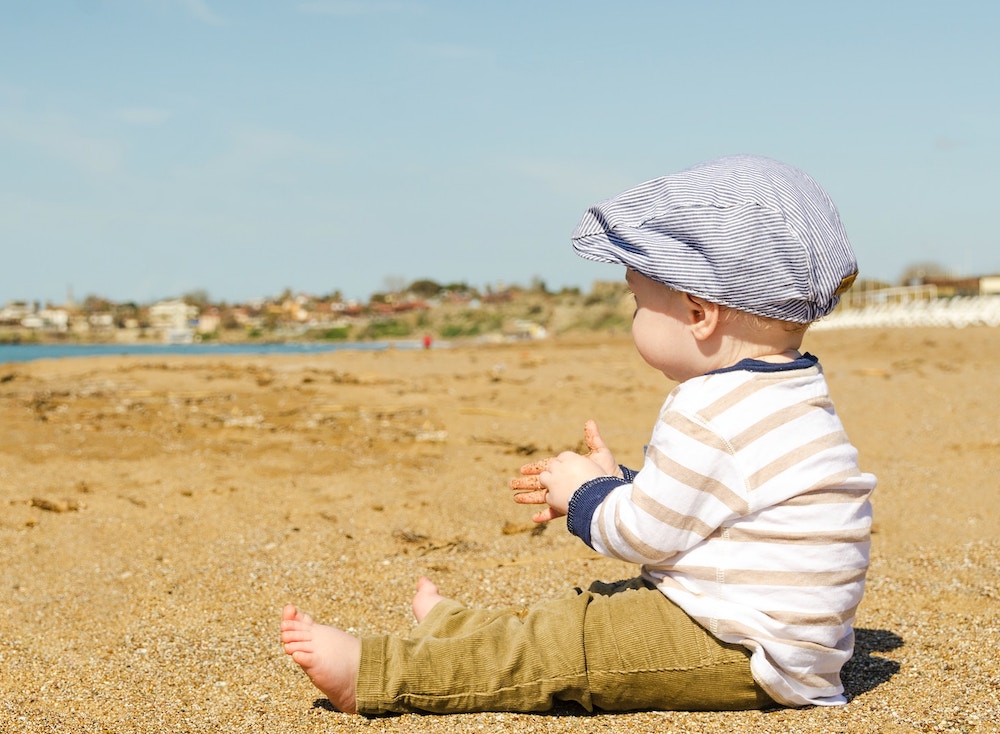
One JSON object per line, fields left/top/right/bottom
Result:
{"left": 842, "top": 627, "right": 903, "bottom": 701}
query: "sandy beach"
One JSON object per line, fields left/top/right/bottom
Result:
{"left": 2, "top": 327, "right": 998, "bottom": 733}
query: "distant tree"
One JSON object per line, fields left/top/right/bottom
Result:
{"left": 182, "top": 289, "right": 211, "bottom": 308}
{"left": 529, "top": 276, "right": 550, "bottom": 294}
{"left": 220, "top": 309, "right": 242, "bottom": 330}
{"left": 408, "top": 279, "right": 442, "bottom": 299}
{"left": 113, "top": 302, "right": 140, "bottom": 327}
{"left": 81, "top": 294, "right": 114, "bottom": 314}
{"left": 442, "top": 281, "right": 476, "bottom": 297}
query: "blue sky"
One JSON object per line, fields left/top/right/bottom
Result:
{"left": 2, "top": 1, "right": 997, "bottom": 305}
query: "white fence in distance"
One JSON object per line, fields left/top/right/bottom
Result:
{"left": 813, "top": 296, "right": 1000, "bottom": 330}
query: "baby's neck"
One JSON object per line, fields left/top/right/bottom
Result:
{"left": 745, "top": 348, "right": 803, "bottom": 364}
{"left": 712, "top": 329, "right": 806, "bottom": 371}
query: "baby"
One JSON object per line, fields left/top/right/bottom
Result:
{"left": 281, "top": 155, "right": 876, "bottom": 714}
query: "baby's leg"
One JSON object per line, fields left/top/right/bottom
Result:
{"left": 280, "top": 604, "right": 360, "bottom": 713}
{"left": 412, "top": 576, "right": 447, "bottom": 622}
{"left": 281, "top": 577, "right": 446, "bottom": 712}
{"left": 356, "top": 588, "right": 595, "bottom": 714}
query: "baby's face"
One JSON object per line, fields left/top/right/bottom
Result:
{"left": 625, "top": 269, "right": 698, "bottom": 382}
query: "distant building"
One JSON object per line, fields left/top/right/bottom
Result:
{"left": 197, "top": 309, "right": 222, "bottom": 335}
{"left": 980, "top": 276, "right": 1000, "bottom": 296}
{"left": 504, "top": 319, "right": 548, "bottom": 340}
{"left": 148, "top": 299, "right": 198, "bottom": 342}
{"left": 88, "top": 313, "right": 114, "bottom": 331}
{"left": 45, "top": 309, "right": 71, "bottom": 331}
{"left": 909, "top": 274, "right": 1000, "bottom": 298}
{"left": 0, "top": 301, "right": 33, "bottom": 326}
{"left": 920, "top": 276, "right": 981, "bottom": 297}
{"left": 12, "top": 306, "right": 70, "bottom": 332}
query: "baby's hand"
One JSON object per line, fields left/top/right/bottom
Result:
{"left": 508, "top": 421, "right": 619, "bottom": 522}
{"left": 579, "top": 419, "right": 619, "bottom": 477}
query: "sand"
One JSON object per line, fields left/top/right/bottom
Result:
{"left": 1, "top": 327, "right": 998, "bottom": 733}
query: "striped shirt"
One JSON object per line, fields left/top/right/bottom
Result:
{"left": 566, "top": 354, "right": 876, "bottom": 707}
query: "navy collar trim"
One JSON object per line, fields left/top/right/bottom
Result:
{"left": 707, "top": 352, "right": 819, "bottom": 375}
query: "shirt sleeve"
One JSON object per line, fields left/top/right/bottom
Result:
{"left": 566, "top": 410, "right": 749, "bottom": 563}
{"left": 563, "top": 466, "right": 639, "bottom": 548}
{"left": 566, "top": 476, "right": 628, "bottom": 548}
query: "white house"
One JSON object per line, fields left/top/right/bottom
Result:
{"left": 981, "top": 276, "right": 1000, "bottom": 296}
{"left": 148, "top": 299, "right": 198, "bottom": 342}
{"left": 0, "top": 301, "right": 32, "bottom": 325}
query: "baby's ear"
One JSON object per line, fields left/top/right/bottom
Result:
{"left": 684, "top": 293, "right": 721, "bottom": 340}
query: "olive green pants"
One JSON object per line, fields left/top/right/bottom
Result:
{"left": 356, "top": 578, "right": 774, "bottom": 715}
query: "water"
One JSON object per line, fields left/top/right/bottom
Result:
{"left": 0, "top": 340, "right": 428, "bottom": 365}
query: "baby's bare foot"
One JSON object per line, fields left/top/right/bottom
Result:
{"left": 412, "top": 576, "right": 447, "bottom": 623}
{"left": 280, "top": 604, "right": 360, "bottom": 713}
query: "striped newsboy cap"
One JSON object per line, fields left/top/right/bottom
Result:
{"left": 571, "top": 155, "right": 858, "bottom": 323}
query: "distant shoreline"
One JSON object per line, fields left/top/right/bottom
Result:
{"left": 0, "top": 339, "right": 436, "bottom": 365}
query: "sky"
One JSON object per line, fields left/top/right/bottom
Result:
{"left": 2, "top": 1, "right": 998, "bottom": 306}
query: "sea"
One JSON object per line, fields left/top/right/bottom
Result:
{"left": 0, "top": 340, "right": 430, "bottom": 365}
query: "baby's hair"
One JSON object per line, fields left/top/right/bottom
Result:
{"left": 718, "top": 304, "right": 810, "bottom": 335}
